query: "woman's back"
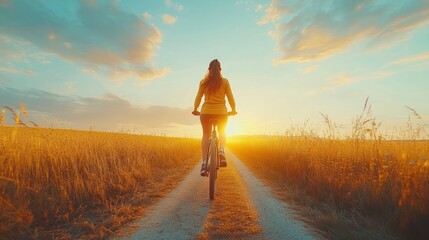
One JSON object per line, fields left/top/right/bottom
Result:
{"left": 200, "top": 78, "right": 234, "bottom": 115}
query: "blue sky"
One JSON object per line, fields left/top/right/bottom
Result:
{"left": 1, "top": 0, "right": 428, "bottom": 137}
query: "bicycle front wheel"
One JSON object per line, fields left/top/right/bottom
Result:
{"left": 209, "top": 138, "right": 217, "bottom": 200}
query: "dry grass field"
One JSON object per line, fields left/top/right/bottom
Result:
{"left": 228, "top": 133, "right": 429, "bottom": 239}
{"left": 1, "top": 102, "right": 427, "bottom": 239}
{"left": 227, "top": 102, "right": 429, "bottom": 239}
{"left": 0, "top": 126, "right": 200, "bottom": 239}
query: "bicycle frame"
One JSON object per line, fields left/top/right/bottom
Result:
{"left": 207, "top": 120, "right": 220, "bottom": 200}
{"left": 207, "top": 121, "right": 220, "bottom": 167}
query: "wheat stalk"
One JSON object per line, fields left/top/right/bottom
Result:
{"left": 0, "top": 109, "right": 5, "bottom": 126}
{"left": 3, "top": 104, "right": 38, "bottom": 127}
{"left": 404, "top": 106, "right": 422, "bottom": 120}
{"left": 19, "top": 103, "right": 28, "bottom": 118}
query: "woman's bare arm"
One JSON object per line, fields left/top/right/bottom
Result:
{"left": 194, "top": 84, "right": 204, "bottom": 111}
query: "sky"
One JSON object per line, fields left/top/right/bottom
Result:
{"left": 1, "top": 0, "right": 429, "bottom": 137}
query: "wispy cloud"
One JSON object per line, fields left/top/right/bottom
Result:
{"left": 0, "top": 35, "right": 52, "bottom": 64}
{"left": 0, "top": 66, "right": 34, "bottom": 76}
{"left": 303, "top": 65, "right": 317, "bottom": 74}
{"left": 162, "top": 14, "right": 177, "bottom": 24}
{"left": 368, "top": 71, "right": 394, "bottom": 80}
{"left": 0, "top": 0, "right": 168, "bottom": 82}
{"left": 393, "top": 52, "right": 429, "bottom": 64}
{"left": 166, "top": 0, "right": 184, "bottom": 12}
{"left": 143, "top": 11, "right": 152, "bottom": 19}
{"left": 82, "top": 66, "right": 98, "bottom": 78}
{"left": 309, "top": 73, "right": 356, "bottom": 95}
{"left": 255, "top": 4, "right": 263, "bottom": 12}
{"left": 309, "top": 71, "right": 394, "bottom": 94}
{"left": 0, "top": 87, "right": 195, "bottom": 131}
{"left": 258, "top": 0, "right": 429, "bottom": 64}
{"left": 257, "top": 0, "right": 289, "bottom": 25}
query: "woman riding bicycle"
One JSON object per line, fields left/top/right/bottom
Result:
{"left": 192, "top": 59, "right": 237, "bottom": 176}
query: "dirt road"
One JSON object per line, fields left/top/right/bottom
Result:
{"left": 118, "top": 150, "right": 320, "bottom": 240}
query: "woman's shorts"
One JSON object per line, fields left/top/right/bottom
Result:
{"left": 200, "top": 114, "right": 228, "bottom": 135}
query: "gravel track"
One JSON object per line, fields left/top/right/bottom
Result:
{"left": 119, "top": 150, "right": 320, "bottom": 240}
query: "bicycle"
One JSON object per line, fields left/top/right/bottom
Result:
{"left": 193, "top": 111, "right": 236, "bottom": 200}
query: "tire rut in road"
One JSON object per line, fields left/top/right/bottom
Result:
{"left": 197, "top": 155, "right": 262, "bottom": 239}
{"left": 230, "top": 151, "right": 319, "bottom": 240}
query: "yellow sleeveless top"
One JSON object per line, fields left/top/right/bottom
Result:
{"left": 194, "top": 78, "right": 236, "bottom": 114}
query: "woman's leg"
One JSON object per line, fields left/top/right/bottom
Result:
{"left": 201, "top": 132, "right": 209, "bottom": 161}
{"left": 217, "top": 115, "right": 228, "bottom": 167}
{"left": 217, "top": 115, "right": 228, "bottom": 150}
{"left": 218, "top": 128, "right": 226, "bottom": 150}
{"left": 200, "top": 115, "right": 211, "bottom": 162}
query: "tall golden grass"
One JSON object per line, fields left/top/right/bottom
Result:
{"left": 0, "top": 126, "right": 199, "bottom": 239}
{"left": 228, "top": 103, "right": 429, "bottom": 239}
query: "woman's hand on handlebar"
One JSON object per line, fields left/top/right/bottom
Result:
{"left": 228, "top": 110, "right": 237, "bottom": 116}
{"left": 192, "top": 110, "right": 201, "bottom": 116}
{"left": 193, "top": 110, "right": 236, "bottom": 116}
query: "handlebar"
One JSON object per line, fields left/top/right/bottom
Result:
{"left": 192, "top": 111, "right": 237, "bottom": 116}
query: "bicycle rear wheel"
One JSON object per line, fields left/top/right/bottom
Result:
{"left": 209, "top": 138, "right": 217, "bottom": 200}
